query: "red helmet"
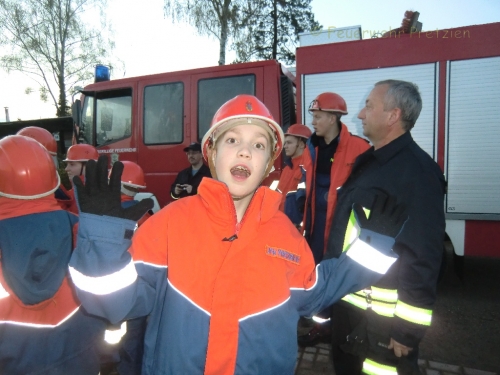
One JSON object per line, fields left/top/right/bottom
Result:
{"left": 309, "top": 92, "right": 348, "bottom": 115}
{"left": 64, "top": 144, "right": 99, "bottom": 162}
{"left": 285, "top": 123, "right": 312, "bottom": 140}
{"left": 16, "top": 126, "right": 57, "bottom": 156}
{"left": 118, "top": 161, "right": 146, "bottom": 189}
{"left": 0, "top": 135, "right": 60, "bottom": 199}
{"left": 201, "top": 94, "right": 284, "bottom": 162}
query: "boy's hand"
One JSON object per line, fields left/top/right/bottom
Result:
{"left": 73, "top": 155, "right": 153, "bottom": 221}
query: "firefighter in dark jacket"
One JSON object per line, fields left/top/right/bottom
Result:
{"left": 170, "top": 142, "right": 212, "bottom": 200}
{"left": 325, "top": 80, "right": 446, "bottom": 375}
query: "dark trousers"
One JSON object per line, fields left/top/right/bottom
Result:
{"left": 331, "top": 301, "right": 422, "bottom": 375}
{"left": 331, "top": 302, "right": 364, "bottom": 375}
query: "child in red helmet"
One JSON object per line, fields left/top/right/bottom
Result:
{"left": 16, "top": 126, "right": 59, "bottom": 165}
{"left": 69, "top": 95, "right": 407, "bottom": 375}
{"left": 276, "top": 123, "right": 312, "bottom": 224}
{"left": 0, "top": 135, "right": 107, "bottom": 374}
{"left": 56, "top": 143, "right": 99, "bottom": 214}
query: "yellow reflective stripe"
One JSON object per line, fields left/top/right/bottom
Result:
{"left": 363, "top": 359, "right": 398, "bottom": 375}
{"left": 342, "top": 294, "right": 368, "bottom": 310}
{"left": 371, "top": 287, "right": 398, "bottom": 303}
{"left": 342, "top": 293, "right": 396, "bottom": 317}
{"left": 342, "top": 208, "right": 370, "bottom": 252}
{"left": 395, "top": 300, "right": 432, "bottom": 325}
{"left": 371, "top": 301, "right": 395, "bottom": 317}
{"left": 342, "top": 210, "right": 359, "bottom": 252}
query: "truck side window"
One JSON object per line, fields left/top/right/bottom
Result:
{"left": 144, "top": 82, "right": 184, "bottom": 145}
{"left": 197, "top": 75, "right": 255, "bottom": 140}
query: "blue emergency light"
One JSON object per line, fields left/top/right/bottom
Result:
{"left": 95, "top": 65, "right": 110, "bottom": 83}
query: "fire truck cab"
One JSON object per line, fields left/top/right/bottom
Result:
{"left": 72, "top": 60, "right": 296, "bottom": 207}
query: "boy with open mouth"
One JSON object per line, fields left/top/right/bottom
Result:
{"left": 69, "top": 94, "right": 407, "bottom": 375}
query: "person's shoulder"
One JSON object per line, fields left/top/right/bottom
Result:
{"left": 347, "top": 132, "right": 370, "bottom": 146}
{"left": 268, "top": 210, "right": 307, "bottom": 238}
{"left": 178, "top": 166, "right": 192, "bottom": 174}
{"left": 200, "top": 163, "right": 212, "bottom": 176}
{"left": 165, "top": 194, "right": 204, "bottom": 213}
{"left": 140, "top": 195, "right": 205, "bottom": 231}
{"left": 406, "top": 141, "right": 441, "bottom": 171}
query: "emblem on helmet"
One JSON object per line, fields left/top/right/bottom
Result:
{"left": 245, "top": 101, "right": 253, "bottom": 112}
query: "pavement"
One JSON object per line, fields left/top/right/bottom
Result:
{"left": 294, "top": 246, "right": 500, "bottom": 375}
{"left": 294, "top": 344, "right": 498, "bottom": 375}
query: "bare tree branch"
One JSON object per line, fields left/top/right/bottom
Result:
{"left": 0, "top": 0, "right": 115, "bottom": 117}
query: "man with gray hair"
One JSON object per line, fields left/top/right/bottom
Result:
{"left": 325, "top": 80, "right": 446, "bottom": 375}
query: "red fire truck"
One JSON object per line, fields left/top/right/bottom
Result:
{"left": 71, "top": 60, "right": 296, "bottom": 208}
{"left": 71, "top": 22, "right": 499, "bottom": 259}
{"left": 295, "top": 22, "right": 500, "bottom": 258}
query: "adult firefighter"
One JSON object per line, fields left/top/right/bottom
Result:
{"left": 0, "top": 135, "right": 107, "bottom": 374}
{"left": 57, "top": 143, "right": 99, "bottom": 214}
{"left": 68, "top": 94, "right": 408, "bottom": 375}
{"left": 325, "top": 80, "right": 446, "bottom": 375}
{"left": 276, "top": 123, "right": 311, "bottom": 225}
{"left": 298, "top": 92, "right": 370, "bottom": 347}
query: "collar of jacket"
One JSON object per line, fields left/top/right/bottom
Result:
{"left": 307, "top": 122, "right": 350, "bottom": 165}
{"left": 284, "top": 153, "right": 306, "bottom": 169}
{"left": 372, "top": 131, "right": 413, "bottom": 165}
{"left": 0, "top": 195, "right": 63, "bottom": 221}
{"left": 309, "top": 121, "right": 343, "bottom": 148}
{"left": 197, "top": 178, "right": 282, "bottom": 227}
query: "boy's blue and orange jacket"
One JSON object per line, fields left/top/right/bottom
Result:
{"left": 69, "top": 178, "right": 398, "bottom": 375}
{"left": 0, "top": 196, "right": 107, "bottom": 375}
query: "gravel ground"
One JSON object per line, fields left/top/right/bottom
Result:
{"left": 419, "top": 245, "right": 500, "bottom": 373}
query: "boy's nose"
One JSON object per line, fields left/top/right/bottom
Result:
{"left": 237, "top": 143, "right": 252, "bottom": 158}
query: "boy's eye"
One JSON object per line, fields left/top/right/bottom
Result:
{"left": 225, "top": 137, "right": 237, "bottom": 144}
{"left": 255, "top": 142, "right": 266, "bottom": 150}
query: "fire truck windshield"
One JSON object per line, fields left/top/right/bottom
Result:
{"left": 80, "top": 88, "right": 132, "bottom": 146}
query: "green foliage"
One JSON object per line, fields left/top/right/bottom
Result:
{"left": 0, "top": 0, "right": 114, "bottom": 117}
{"left": 233, "top": 0, "right": 321, "bottom": 65}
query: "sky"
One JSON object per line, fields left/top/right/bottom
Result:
{"left": 1, "top": 0, "right": 499, "bottom": 122}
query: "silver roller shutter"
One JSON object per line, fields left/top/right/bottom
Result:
{"left": 302, "top": 63, "right": 438, "bottom": 159}
{"left": 446, "top": 56, "right": 500, "bottom": 216}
